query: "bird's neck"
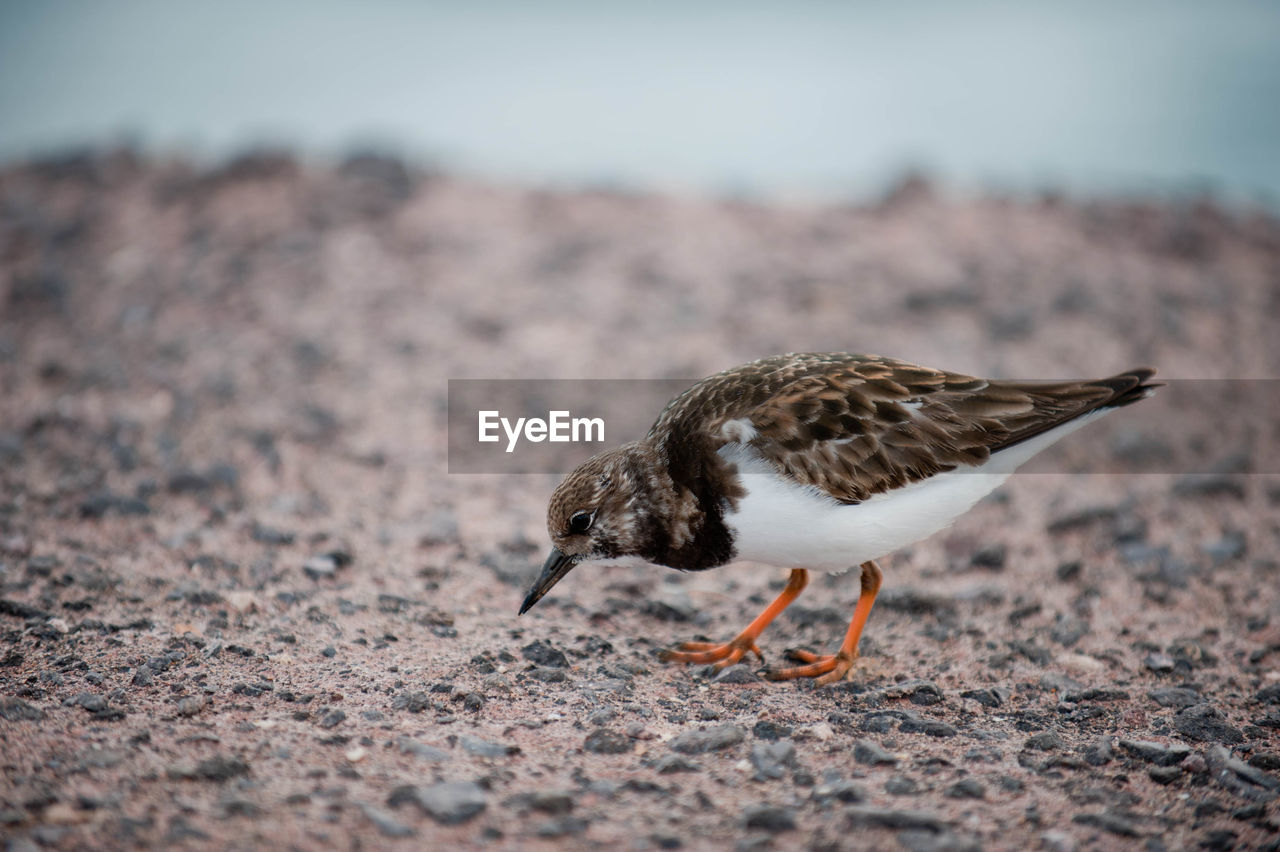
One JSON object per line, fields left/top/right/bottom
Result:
{"left": 631, "top": 440, "right": 739, "bottom": 572}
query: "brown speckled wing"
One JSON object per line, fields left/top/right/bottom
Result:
{"left": 649, "top": 353, "right": 1157, "bottom": 504}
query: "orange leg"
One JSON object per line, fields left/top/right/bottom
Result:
{"left": 764, "top": 560, "right": 882, "bottom": 685}
{"left": 659, "top": 568, "right": 809, "bottom": 671}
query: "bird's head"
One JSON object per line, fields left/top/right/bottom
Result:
{"left": 519, "top": 442, "right": 677, "bottom": 614}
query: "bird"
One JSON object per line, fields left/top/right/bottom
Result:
{"left": 518, "top": 352, "right": 1158, "bottom": 684}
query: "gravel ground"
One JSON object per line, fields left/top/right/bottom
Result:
{"left": 1, "top": 150, "right": 1278, "bottom": 851}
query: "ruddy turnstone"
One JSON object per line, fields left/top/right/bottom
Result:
{"left": 519, "top": 353, "right": 1158, "bottom": 684}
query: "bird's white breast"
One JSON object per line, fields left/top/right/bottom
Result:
{"left": 718, "top": 410, "right": 1109, "bottom": 573}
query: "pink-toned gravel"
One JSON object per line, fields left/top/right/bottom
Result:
{"left": 0, "top": 151, "right": 1277, "bottom": 851}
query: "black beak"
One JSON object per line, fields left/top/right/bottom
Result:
{"left": 518, "top": 548, "right": 578, "bottom": 615}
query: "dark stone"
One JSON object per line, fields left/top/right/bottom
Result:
{"left": 587, "top": 708, "right": 616, "bottom": 725}
{"left": 528, "top": 666, "right": 567, "bottom": 683}
{"left": 222, "top": 799, "right": 263, "bottom": 819}
{"left": 987, "top": 309, "right": 1034, "bottom": 341}
{"left": 1149, "top": 687, "right": 1201, "bottom": 709}
{"left": 1201, "top": 531, "right": 1246, "bottom": 564}
{"left": 1231, "top": 803, "right": 1266, "bottom": 823}
{"left": 418, "top": 509, "right": 460, "bottom": 547}
{"left": 528, "top": 791, "right": 574, "bottom": 815}
{"left": 961, "top": 688, "right": 1008, "bottom": 708}
{"left": 1082, "top": 736, "right": 1114, "bottom": 766}
{"left": 1072, "top": 811, "right": 1139, "bottom": 837}
{"left": 301, "top": 550, "right": 351, "bottom": 580}
{"left": 391, "top": 691, "right": 430, "bottom": 713}
{"left": 521, "top": 640, "right": 568, "bottom": 668}
{"left": 642, "top": 589, "right": 697, "bottom": 622}
{"left": 647, "top": 754, "right": 698, "bottom": 774}
{"left": 534, "top": 816, "right": 588, "bottom": 838}
{"left": 899, "top": 719, "right": 957, "bottom": 737}
{"left": 303, "top": 556, "right": 338, "bottom": 580}
{"left": 1199, "top": 830, "right": 1238, "bottom": 852}
{"left": 317, "top": 709, "right": 346, "bottom": 729}
{"left": 1173, "top": 704, "right": 1243, "bottom": 744}
{"left": 1168, "top": 639, "right": 1217, "bottom": 671}
{"left": 1008, "top": 601, "right": 1043, "bottom": 625}
{"left": 752, "top": 720, "right": 792, "bottom": 741}
{"left": 167, "top": 470, "right": 212, "bottom": 494}
{"left": 0, "top": 696, "right": 44, "bottom": 721}
{"left": 90, "top": 708, "right": 127, "bottom": 722}
{"left": 232, "top": 681, "right": 273, "bottom": 698}
{"left": 970, "top": 544, "right": 1006, "bottom": 570}
{"left": 853, "top": 739, "right": 898, "bottom": 766}
{"left": 1149, "top": 766, "right": 1183, "bottom": 785}
{"left": 1111, "top": 512, "right": 1149, "bottom": 545}
{"left": 194, "top": 756, "right": 250, "bottom": 782}
{"left": 396, "top": 736, "right": 450, "bottom": 762}
{"left": 1007, "top": 640, "right": 1051, "bottom": 665}
{"left": 621, "top": 779, "right": 663, "bottom": 794}
{"left": 1172, "top": 474, "right": 1246, "bottom": 500}
{"left": 860, "top": 713, "right": 898, "bottom": 733}
{"left": 945, "top": 778, "right": 984, "bottom": 800}
{"left": 846, "top": 806, "right": 945, "bottom": 832}
{"left": 669, "top": 724, "right": 746, "bottom": 753}
{"left": 0, "top": 599, "right": 52, "bottom": 619}
{"left": 1119, "top": 739, "right": 1191, "bottom": 766}
{"left": 79, "top": 493, "right": 150, "bottom": 519}
{"left": 584, "top": 729, "right": 632, "bottom": 754}
{"left": 1063, "top": 688, "right": 1128, "bottom": 703}
{"left": 878, "top": 587, "right": 955, "bottom": 615}
{"left": 881, "top": 680, "right": 944, "bottom": 706}
{"left": 391, "top": 782, "right": 486, "bottom": 824}
{"left": 1205, "top": 744, "right": 1280, "bottom": 801}
{"left": 479, "top": 550, "right": 533, "bottom": 588}
{"left": 1137, "top": 553, "right": 1197, "bottom": 589}
{"left": 749, "top": 742, "right": 797, "bottom": 780}
{"left": 358, "top": 803, "right": 416, "bottom": 838}
{"left": 1025, "top": 732, "right": 1062, "bottom": 752}
{"left": 997, "top": 776, "right": 1024, "bottom": 793}
{"left": 1049, "top": 615, "right": 1089, "bottom": 647}
{"left": 1046, "top": 505, "right": 1119, "bottom": 534}
{"left": 73, "top": 692, "right": 108, "bottom": 713}
{"left": 884, "top": 776, "right": 920, "bottom": 796}
{"left": 742, "top": 804, "right": 795, "bottom": 832}
{"left": 812, "top": 776, "right": 868, "bottom": 803}
{"left": 712, "top": 664, "right": 761, "bottom": 684}
{"left": 1256, "top": 684, "right": 1280, "bottom": 705}
{"left": 459, "top": 735, "right": 518, "bottom": 758}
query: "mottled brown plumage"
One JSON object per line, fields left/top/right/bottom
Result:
{"left": 649, "top": 352, "right": 1156, "bottom": 504}
{"left": 522, "top": 352, "right": 1158, "bottom": 683}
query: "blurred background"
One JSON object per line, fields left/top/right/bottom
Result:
{"left": 3, "top": 0, "right": 1280, "bottom": 206}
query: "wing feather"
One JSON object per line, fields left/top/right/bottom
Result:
{"left": 649, "top": 353, "right": 1158, "bottom": 504}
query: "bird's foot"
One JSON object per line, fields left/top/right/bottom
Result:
{"left": 762, "top": 648, "right": 857, "bottom": 685}
{"left": 658, "top": 636, "right": 764, "bottom": 670}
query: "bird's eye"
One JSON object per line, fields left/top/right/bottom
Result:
{"left": 568, "top": 511, "right": 594, "bottom": 535}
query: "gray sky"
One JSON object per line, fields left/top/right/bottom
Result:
{"left": 2, "top": 1, "right": 1278, "bottom": 203}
